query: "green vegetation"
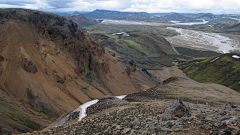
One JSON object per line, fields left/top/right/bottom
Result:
{"left": 86, "top": 24, "right": 179, "bottom": 37}
{"left": 87, "top": 28, "right": 176, "bottom": 69}
{"left": 26, "top": 87, "right": 35, "bottom": 99}
{"left": 178, "top": 52, "right": 240, "bottom": 92}
{"left": 0, "top": 102, "right": 39, "bottom": 129}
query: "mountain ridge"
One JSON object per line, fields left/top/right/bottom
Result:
{"left": 0, "top": 8, "right": 157, "bottom": 134}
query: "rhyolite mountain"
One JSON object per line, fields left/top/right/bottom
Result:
{"left": 0, "top": 8, "right": 157, "bottom": 134}
{"left": 178, "top": 52, "right": 240, "bottom": 92}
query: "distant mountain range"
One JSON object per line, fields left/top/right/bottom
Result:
{"left": 83, "top": 9, "right": 150, "bottom": 19}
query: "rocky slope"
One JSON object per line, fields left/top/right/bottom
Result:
{"left": 25, "top": 66, "right": 240, "bottom": 135}
{"left": 65, "top": 14, "right": 99, "bottom": 30}
{"left": 0, "top": 8, "right": 157, "bottom": 134}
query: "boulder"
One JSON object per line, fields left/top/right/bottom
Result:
{"left": 162, "top": 99, "right": 191, "bottom": 121}
{"left": 22, "top": 58, "right": 38, "bottom": 73}
{"left": 0, "top": 55, "right": 4, "bottom": 61}
{"left": 56, "top": 75, "right": 65, "bottom": 83}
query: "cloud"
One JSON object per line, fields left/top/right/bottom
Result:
{"left": 45, "top": 0, "right": 75, "bottom": 8}
{"left": 0, "top": 0, "right": 240, "bottom": 14}
{"left": 0, "top": 0, "right": 37, "bottom": 6}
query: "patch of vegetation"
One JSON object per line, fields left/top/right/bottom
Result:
{"left": 0, "top": 102, "right": 40, "bottom": 130}
{"left": 86, "top": 24, "right": 179, "bottom": 37}
{"left": 26, "top": 87, "right": 35, "bottom": 99}
{"left": 178, "top": 52, "right": 240, "bottom": 92}
{"left": 87, "top": 29, "right": 176, "bottom": 69}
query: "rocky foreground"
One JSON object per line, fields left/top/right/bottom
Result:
{"left": 22, "top": 96, "right": 240, "bottom": 135}
{"left": 18, "top": 66, "right": 240, "bottom": 135}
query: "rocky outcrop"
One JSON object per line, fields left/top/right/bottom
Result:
{"left": 0, "top": 55, "right": 4, "bottom": 61}
{"left": 162, "top": 99, "right": 191, "bottom": 121}
{"left": 21, "top": 56, "right": 38, "bottom": 73}
{"left": 163, "top": 77, "right": 178, "bottom": 85}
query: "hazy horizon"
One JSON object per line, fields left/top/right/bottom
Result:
{"left": 0, "top": 0, "right": 240, "bottom": 15}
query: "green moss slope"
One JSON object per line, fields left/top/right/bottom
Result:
{"left": 178, "top": 53, "right": 240, "bottom": 92}
{"left": 87, "top": 29, "right": 177, "bottom": 69}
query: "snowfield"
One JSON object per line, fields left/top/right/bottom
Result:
{"left": 166, "top": 27, "right": 240, "bottom": 53}
{"left": 52, "top": 95, "right": 127, "bottom": 127}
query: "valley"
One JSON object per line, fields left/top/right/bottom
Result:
{"left": 0, "top": 8, "right": 240, "bottom": 135}
{"left": 166, "top": 27, "right": 240, "bottom": 53}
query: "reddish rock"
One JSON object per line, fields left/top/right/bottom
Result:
{"left": 22, "top": 57, "right": 38, "bottom": 73}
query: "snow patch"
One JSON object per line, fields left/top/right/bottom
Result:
{"left": 52, "top": 95, "right": 128, "bottom": 127}
{"left": 232, "top": 55, "right": 240, "bottom": 59}
{"left": 52, "top": 99, "right": 99, "bottom": 127}
{"left": 76, "top": 99, "right": 99, "bottom": 121}
{"left": 116, "top": 95, "right": 127, "bottom": 99}
{"left": 210, "top": 57, "right": 220, "bottom": 63}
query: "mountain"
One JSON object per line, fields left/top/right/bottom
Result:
{"left": 178, "top": 52, "right": 240, "bottom": 92}
{"left": 197, "top": 13, "right": 216, "bottom": 20}
{"left": 164, "top": 13, "right": 192, "bottom": 21}
{"left": 65, "top": 14, "right": 99, "bottom": 30}
{"left": 83, "top": 9, "right": 150, "bottom": 19}
{"left": 224, "top": 22, "right": 240, "bottom": 34}
{"left": 0, "top": 8, "right": 157, "bottom": 134}
{"left": 86, "top": 29, "right": 177, "bottom": 69}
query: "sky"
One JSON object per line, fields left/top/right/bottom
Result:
{"left": 0, "top": 0, "right": 240, "bottom": 14}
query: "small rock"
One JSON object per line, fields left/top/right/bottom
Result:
{"left": 175, "top": 128, "right": 179, "bottom": 132}
{"left": 130, "top": 118, "right": 140, "bottom": 127}
{"left": 122, "top": 128, "right": 131, "bottom": 134}
{"left": 116, "top": 125, "right": 121, "bottom": 130}
{"left": 0, "top": 55, "right": 4, "bottom": 61}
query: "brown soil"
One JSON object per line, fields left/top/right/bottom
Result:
{"left": 148, "top": 65, "right": 240, "bottom": 106}
{"left": 0, "top": 9, "right": 157, "bottom": 134}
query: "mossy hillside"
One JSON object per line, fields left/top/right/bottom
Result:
{"left": 86, "top": 29, "right": 176, "bottom": 69}
{"left": 0, "top": 101, "right": 40, "bottom": 130}
{"left": 121, "top": 31, "right": 176, "bottom": 55}
{"left": 87, "top": 24, "right": 179, "bottom": 37}
{"left": 178, "top": 53, "right": 240, "bottom": 92}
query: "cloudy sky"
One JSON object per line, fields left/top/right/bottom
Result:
{"left": 0, "top": 0, "right": 240, "bottom": 14}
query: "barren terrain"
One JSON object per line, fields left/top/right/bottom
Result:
{"left": 28, "top": 65, "right": 240, "bottom": 135}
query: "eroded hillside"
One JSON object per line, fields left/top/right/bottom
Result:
{"left": 0, "top": 9, "right": 157, "bottom": 134}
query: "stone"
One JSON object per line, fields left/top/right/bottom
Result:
{"left": 162, "top": 99, "right": 191, "bottom": 121}
{"left": 130, "top": 118, "right": 140, "bottom": 128}
{"left": 122, "top": 128, "right": 131, "bottom": 134}
{"left": 0, "top": 55, "right": 4, "bottom": 61}
{"left": 57, "top": 75, "right": 65, "bottom": 83}
{"left": 222, "top": 103, "right": 238, "bottom": 111}
{"left": 22, "top": 57, "right": 38, "bottom": 73}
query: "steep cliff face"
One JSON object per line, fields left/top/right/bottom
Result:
{"left": 0, "top": 9, "right": 156, "bottom": 133}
